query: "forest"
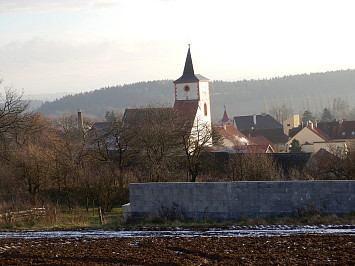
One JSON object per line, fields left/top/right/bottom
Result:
{"left": 37, "top": 69, "right": 355, "bottom": 121}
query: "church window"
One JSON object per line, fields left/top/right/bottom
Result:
{"left": 184, "top": 85, "right": 190, "bottom": 92}
{"left": 204, "top": 103, "right": 208, "bottom": 116}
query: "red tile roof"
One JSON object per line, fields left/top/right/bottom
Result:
{"left": 221, "top": 108, "right": 232, "bottom": 124}
{"left": 317, "top": 120, "right": 355, "bottom": 139}
{"left": 173, "top": 100, "right": 198, "bottom": 123}
{"left": 307, "top": 126, "right": 330, "bottom": 141}
{"left": 242, "top": 128, "right": 288, "bottom": 144}
{"left": 215, "top": 125, "right": 255, "bottom": 146}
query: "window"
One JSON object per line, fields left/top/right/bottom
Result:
{"left": 204, "top": 103, "right": 208, "bottom": 116}
{"left": 352, "top": 131, "right": 355, "bottom": 136}
{"left": 341, "top": 132, "right": 346, "bottom": 136}
{"left": 287, "top": 123, "right": 291, "bottom": 127}
{"left": 183, "top": 85, "right": 190, "bottom": 92}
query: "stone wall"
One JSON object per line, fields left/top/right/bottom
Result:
{"left": 124, "top": 181, "right": 355, "bottom": 221}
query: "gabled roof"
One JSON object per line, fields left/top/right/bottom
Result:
{"left": 317, "top": 120, "right": 355, "bottom": 139}
{"left": 173, "top": 100, "right": 198, "bottom": 123}
{"left": 311, "top": 148, "right": 337, "bottom": 162}
{"left": 123, "top": 107, "right": 176, "bottom": 126}
{"left": 307, "top": 126, "right": 330, "bottom": 141}
{"left": 250, "top": 135, "right": 273, "bottom": 146}
{"left": 174, "top": 47, "right": 209, "bottom": 83}
{"left": 211, "top": 144, "right": 274, "bottom": 153}
{"left": 242, "top": 127, "right": 289, "bottom": 144}
{"left": 246, "top": 144, "right": 274, "bottom": 153}
{"left": 215, "top": 125, "right": 255, "bottom": 146}
{"left": 233, "top": 114, "right": 282, "bottom": 131}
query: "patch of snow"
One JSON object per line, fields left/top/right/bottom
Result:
{"left": 0, "top": 225, "right": 354, "bottom": 239}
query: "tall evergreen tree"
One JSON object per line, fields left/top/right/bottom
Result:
{"left": 289, "top": 139, "right": 302, "bottom": 153}
{"left": 302, "top": 110, "right": 315, "bottom": 124}
{"left": 321, "top": 107, "right": 333, "bottom": 122}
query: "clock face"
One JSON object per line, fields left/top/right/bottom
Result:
{"left": 175, "top": 83, "right": 198, "bottom": 101}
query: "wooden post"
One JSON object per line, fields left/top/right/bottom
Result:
{"left": 92, "top": 199, "right": 95, "bottom": 216}
{"left": 98, "top": 207, "right": 105, "bottom": 225}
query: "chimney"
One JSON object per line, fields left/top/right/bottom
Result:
{"left": 77, "top": 109, "right": 83, "bottom": 130}
{"left": 253, "top": 114, "right": 257, "bottom": 126}
{"left": 223, "top": 125, "right": 227, "bottom": 130}
{"left": 310, "top": 122, "right": 313, "bottom": 129}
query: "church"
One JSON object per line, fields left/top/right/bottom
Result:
{"left": 172, "top": 45, "right": 213, "bottom": 146}
{"left": 122, "top": 46, "right": 213, "bottom": 147}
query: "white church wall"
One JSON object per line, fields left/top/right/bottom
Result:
{"left": 175, "top": 82, "right": 198, "bottom": 101}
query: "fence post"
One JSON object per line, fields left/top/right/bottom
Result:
{"left": 98, "top": 207, "right": 106, "bottom": 225}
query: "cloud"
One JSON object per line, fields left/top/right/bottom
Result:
{"left": 0, "top": 0, "right": 120, "bottom": 13}
{"left": 0, "top": 37, "right": 180, "bottom": 93}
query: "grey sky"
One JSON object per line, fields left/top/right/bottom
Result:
{"left": 1, "top": 0, "right": 355, "bottom": 96}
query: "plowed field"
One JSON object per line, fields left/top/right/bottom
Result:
{"left": 0, "top": 234, "right": 354, "bottom": 265}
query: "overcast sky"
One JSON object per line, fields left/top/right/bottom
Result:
{"left": 1, "top": 0, "right": 355, "bottom": 96}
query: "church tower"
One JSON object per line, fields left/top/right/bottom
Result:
{"left": 173, "top": 46, "right": 212, "bottom": 134}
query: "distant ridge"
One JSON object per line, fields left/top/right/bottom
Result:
{"left": 37, "top": 69, "right": 355, "bottom": 120}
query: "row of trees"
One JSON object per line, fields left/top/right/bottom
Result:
{"left": 270, "top": 97, "right": 355, "bottom": 124}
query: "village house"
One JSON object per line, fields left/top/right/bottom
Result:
{"left": 284, "top": 123, "right": 348, "bottom": 155}
{"left": 283, "top": 114, "right": 300, "bottom": 136}
{"left": 233, "top": 113, "right": 282, "bottom": 131}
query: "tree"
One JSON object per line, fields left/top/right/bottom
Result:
{"left": 269, "top": 104, "right": 293, "bottom": 123}
{"left": 126, "top": 107, "right": 182, "bottom": 182}
{"left": 331, "top": 97, "right": 349, "bottom": 120}
{"left": 8, "top": 114, "right": 53, "bottom": 204}
{"left": 0, "top": 84, "right": 29, "bottom": 135}
{"left": 321, "top": 107, "right": 333, "bottom": 122}
{"left": 228, "top": 153, "right": 282, "bottom": 181}
{"left": 289, "top": 139, "right": 302, "bottom": 153}
{"left": 105, "top": 111, "right": 117, "bottom": 122}
{"left": 349, "top": 108, "right": 355, "bottom": 120}
{"left": 301, "top": 110, "right": 315, "bottom": 124}
{"left": 178, "top": 115, "right": 214, "bottom": 182}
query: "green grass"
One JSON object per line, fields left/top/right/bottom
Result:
{"left": 0, "top": 208, "right": 354, "bottom": 230}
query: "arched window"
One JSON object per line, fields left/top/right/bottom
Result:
{"left": 204, "top": 103, "right": 208, "bottom": 116}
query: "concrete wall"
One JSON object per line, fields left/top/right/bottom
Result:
{"left": 126, "top": 181, "right": 355, "bottom": 221}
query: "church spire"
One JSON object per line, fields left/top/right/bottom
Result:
{"left": 220, "top": 105, "right": 233, "bottom": 125}
{"left": 183, "top": 44, "right": 194, "bottom": 76}
{"left": 174, "top": 45, "right": 199, "bottom": 83}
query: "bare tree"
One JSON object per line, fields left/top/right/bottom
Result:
{"left": 269, "top": 104, "right": 293, "bottom": 123}
{"left": 125, "top": 107, "right": 182, "bottom": 182}
{"left": 178, "top": 115, "right": 214, "bottom": 182}
{"left": 331, "top": 97, "right": 350, "bottom": 120}
{"left": 0, "top": 83, "right": 29, "bottom": 135}
{"left": 228, "top": 153, "right": 282, "bottom": 181}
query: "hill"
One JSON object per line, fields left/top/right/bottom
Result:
{"left": 37, "top": 70, "right": 355, "bottom": 121}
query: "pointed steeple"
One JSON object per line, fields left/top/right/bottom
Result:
{"left": 221, "top": 105, "right": 233, "bottom": 125}
{"left": 174, "top": 45, "right": 199, "bottom": 83}
{"left": 183, "top": 45, "right": 195, "bottom": 76}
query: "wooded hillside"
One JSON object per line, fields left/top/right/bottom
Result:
{"left": 37, "top": 69, "right": 355, "bottom": 121}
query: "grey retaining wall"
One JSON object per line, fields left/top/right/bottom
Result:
{"left": 124, "top": 181, "right": 355, "bottom": 221}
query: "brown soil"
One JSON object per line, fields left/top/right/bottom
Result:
{"left": 0, "top": 235, "right": 354, "bottom": 265}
